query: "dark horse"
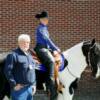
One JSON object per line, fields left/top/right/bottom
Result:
{"left": 0, "top": 39, "right": 100, "bottom": 100}
{"left": 0, "top": 52, "right": 10, "bottom": 99}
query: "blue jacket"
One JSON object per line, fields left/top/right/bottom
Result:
{"left": 4, "top": 48, "right": 36, "bottom": 88}
{"left": 35, "top": 23, "right": 59, "bottom": 51}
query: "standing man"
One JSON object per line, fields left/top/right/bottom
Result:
{"left": 34, "top": 11, "right": 60, "bottom": 100}
{"left": 4, "top": 34, "right": 36, "bottom": 100}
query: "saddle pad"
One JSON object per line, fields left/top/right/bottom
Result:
{"left": 35, "top": 54, "right": 65, "bottom": 72}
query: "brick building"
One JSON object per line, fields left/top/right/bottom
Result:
{"left": 0, "top": 0, "right": 100, "bottom": 99}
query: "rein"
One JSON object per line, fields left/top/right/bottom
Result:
{"left": 66, "top": 65, "right": 78, "bottom": 78}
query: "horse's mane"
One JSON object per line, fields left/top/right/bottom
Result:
{"left": 63, "top": 42, "right": 83, "bottom": 54}
{"left": 94, "top": 43, "right": 100, "bottom": 56}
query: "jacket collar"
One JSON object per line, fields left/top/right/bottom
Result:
{"left": 16, "top": 47, "right": 29, "bottom": 55}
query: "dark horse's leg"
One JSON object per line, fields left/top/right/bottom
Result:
{"left": 0, "top": 82, "right": 10, "bottom": 100}
{"left": 35, "top": 70, "right": 47, "bottom": 90}
{"left": 0, "top": 52, "right": 11, "bottom": 100}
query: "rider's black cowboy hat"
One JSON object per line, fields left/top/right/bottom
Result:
{"left": 35, "top": 11, "right": 48, "bottom": 19}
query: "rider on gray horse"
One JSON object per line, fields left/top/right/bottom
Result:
{"left": 34, "top": 11, "right": 61, "bottom": 100}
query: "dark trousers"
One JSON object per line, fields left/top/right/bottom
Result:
{"left": 34, "top": 45, "right": 57, "bottom": 100}
{"left": 35, "top": 47, "right": 55, "bottom": 77}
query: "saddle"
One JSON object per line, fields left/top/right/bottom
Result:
{"left": 29, "top": 49, "right": 62, "bottom": 68}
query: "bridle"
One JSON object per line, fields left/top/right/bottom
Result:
{"left": 87, "top": 44, "right": 96, "bottom": 71}
{"left": 66, "top": 65, "right": 78, "bottom": 78}
{"left": 66, "top": 44, "right": 96, "bottom": 79}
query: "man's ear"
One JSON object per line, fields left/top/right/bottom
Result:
{"left": 91, "top": 38, "right": 95, "bottom": 47}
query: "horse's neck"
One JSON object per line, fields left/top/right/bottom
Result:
{"left": 63, "top": 42, "right": 87, "bottom": 78}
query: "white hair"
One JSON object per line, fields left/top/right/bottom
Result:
{"left": 18, "top": 34, "right": 31, "bottom": 42}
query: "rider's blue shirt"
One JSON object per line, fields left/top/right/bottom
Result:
{"left": 4, "top": 48, "right": 36, "bottom": 88}
{"left": 35, "top": 23, "right": 59, "bottom": 51}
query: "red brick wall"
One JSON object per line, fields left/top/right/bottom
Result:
{"left": 1, "top": 0, "right": 100, "bottom": 52}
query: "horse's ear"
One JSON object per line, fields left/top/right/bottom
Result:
{"left": 91, "top": 38, "right": 95, "bottom": 46}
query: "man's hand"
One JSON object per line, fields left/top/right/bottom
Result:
{"left": 14, "top": 84, "right": 23, "bottom": 91}
{"left": 32, "top": 85, "right": 36, "bottom": 95}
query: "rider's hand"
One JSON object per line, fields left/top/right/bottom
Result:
{"left": 53, "top": 50, "right": 61, "bottom": 56}
{"left": 57, "top": 49, "right": 61, "bottom": 53}
{"left": 53, "top": 50, "right": 58, "bottom": 56}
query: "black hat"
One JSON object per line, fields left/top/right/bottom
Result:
{"left": 35, "top": 11, "right": 48, "bottom": 19}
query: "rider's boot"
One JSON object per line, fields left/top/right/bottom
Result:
{"left": 46, "top": 77, "right": 58, "bottom": 100}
